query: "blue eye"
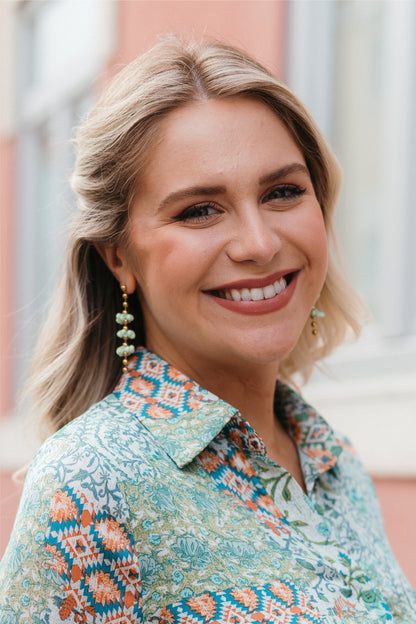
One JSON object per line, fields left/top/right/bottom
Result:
{"left": 175, "top": 202, "right": 219, "bottom": 224}
{"left": 263, "top": 184, "right": 306, "bottom": 203}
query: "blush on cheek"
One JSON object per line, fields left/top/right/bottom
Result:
{"left": 155, "top": 235, "right": 215, "bottom": 274}
{"left": 309, "top": 212, "right": 328, "bottom": 256}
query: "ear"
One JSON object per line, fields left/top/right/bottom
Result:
{"left": 95, "top": 243, "right": 137, "bottom": 294}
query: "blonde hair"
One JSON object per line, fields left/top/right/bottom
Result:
{"left": 29, "top": 37, "right": 363, "bottom": 438}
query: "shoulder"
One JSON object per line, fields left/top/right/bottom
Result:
{"left": 0, "top": 393, "right": 145, "bottom": 620}
{"left": 31, "top": 393, "right": 155, "bottom": 478}
{"left": 1, "top": 391, "right": 161, "bottom": 571}
{"left": 20, "top": 392, "right": 166, "bottom": 522}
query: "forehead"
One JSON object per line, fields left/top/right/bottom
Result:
{"left": 156, "top": 95, "right": 299, "bottom": 151}
{"left": 137, "top": 97, "right": 306, "bottom": 195}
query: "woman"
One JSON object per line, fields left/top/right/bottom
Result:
{"left": 0, "top": 38, "right": 414, "bottom": 623}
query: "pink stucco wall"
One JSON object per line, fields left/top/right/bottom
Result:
{"left": 373, "top": 478, "right": 416, "bottom": 588}
{"left": 115, "top": 0, "right": 287, "bottom": 79}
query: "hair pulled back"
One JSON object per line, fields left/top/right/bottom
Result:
{"left": 29, "top": 37, "right": 362, "bottom": 437}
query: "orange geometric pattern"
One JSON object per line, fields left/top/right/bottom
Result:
{"left": 1, "top": 347, "right": 411, "bottom": 622}
{"left": 50, "top": 488, "right": 79, "bottom": 523}
{"left": 45, "top": 487, "right": 142, "bottom": 622}
{"left": 197, "top": 420, "right": 289, "bottom": 542}
{"left": 86, "top": 570, "right": 121, "bottom": 604}
{"left": 148, "top": 582, "right": 321, "bottom": 623}
{"left": 115, "top": 350, "right": 216, "bottom": 423}
{"left": 95, "top": 517, "right": 132, "bottom": 553}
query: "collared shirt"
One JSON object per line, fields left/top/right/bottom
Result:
{"left": 0, "top": 348, "right": 415, "bottom": 623}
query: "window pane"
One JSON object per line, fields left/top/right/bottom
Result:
{"left": 332, "top": 1, "right": 415, "bottom": 337}
{"left": 28, "top": 0, "right": 112, "bottom": 90}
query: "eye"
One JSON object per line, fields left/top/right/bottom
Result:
{"left": 263, "top": 184, "right": 306, "bottom": 204}
{"left": 174, "top": 202, "right": 220, "bottom": 224}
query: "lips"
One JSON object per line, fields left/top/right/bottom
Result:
{"left": 209, "top": 270, "right": 297, "bottom": 300}
{"left": 205, "top": 270, "right": 299, "bottom": 316}
{"left": 217, "top": 275, "right": 288, "bottom": 302}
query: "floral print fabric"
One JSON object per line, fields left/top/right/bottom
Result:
{"left": 0, "top": 347, "right": 415, "bottom": 623}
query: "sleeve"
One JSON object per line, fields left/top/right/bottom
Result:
{"left": 0, "top": 438, "right": 143, "bottom": 623}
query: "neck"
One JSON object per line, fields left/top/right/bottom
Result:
{"left": 146, "top": 343, "right": 307, "bottom": 493}
{"left": 163, "top": 350, "right": 280, "bottom": 427}
{"left": 149, "top": 341, "right": 280, "bottom": 444}
{"left": 186, "top": 356, "right": 306, "bottom": 492}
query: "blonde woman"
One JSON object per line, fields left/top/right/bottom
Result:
{"left": 0, "top": 38, "right": 414, "bottom": 623}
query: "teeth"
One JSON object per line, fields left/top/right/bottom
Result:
{"left": 250, "top": 288, "right": 264, "bottom": 301}
{"left": 223, "top": 276, "right": 287, "bottom": 302}
{"left": 241, "top": 288, "right": 251, "bottom": 301}
{"left": 274, "top": 278, "right": 286, "bottom": 294}
{"left": 263, "top": 284, "right": 276, "bottom": 299}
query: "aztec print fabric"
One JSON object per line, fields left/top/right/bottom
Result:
{"left": 0, "top": 348, "right": 415, "bottom": 623}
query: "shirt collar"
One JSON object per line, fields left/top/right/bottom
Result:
{"left": 275, "top": 382, "right": 344, "bottom": 484}
{"left": 114, "top": 348, "right": 344, "bottom": 478}
{"left": 113, "top": 348, "right": 237, "bottom": 467}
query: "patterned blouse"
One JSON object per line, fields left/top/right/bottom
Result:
{"left": 0, "top": 348, "right": 415, "bottom": 623}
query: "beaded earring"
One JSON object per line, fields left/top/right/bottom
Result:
{"left": 116, "top": 284, "right": 135, "bottom": 373}
{"left": 310, "top": 305, "right": 325, "bottom": 336}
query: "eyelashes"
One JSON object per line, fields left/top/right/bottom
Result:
{"left": 262, "top": 184, "right": 306, "bottom": 203}
{"left": 174, "top": 201, "right": 220, "bottom": 224}
{"left": 174, "top": 184, "right": 307, "bottom": 224}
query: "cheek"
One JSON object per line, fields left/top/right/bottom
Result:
{"left": 300, "top": 207, "right": 328, "bottom": 269}
{"left": 128, "top": 229, "right": 216, "bottom": 299}
{"left": 312, "top": 218, "right": 328, "bottom": 266}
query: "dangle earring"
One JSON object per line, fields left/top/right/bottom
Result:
{"left": 310, "top": 304, "right": 325, "bottom": 336}
{"left": 116, "top": 284, "right": 135, "bottom": 373}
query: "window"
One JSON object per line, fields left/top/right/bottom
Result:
{"left": 287, "top": 0, "right": 416, "bottom": 475}
{"left": 14, "top": 0, "right": 116, "bottom": 394}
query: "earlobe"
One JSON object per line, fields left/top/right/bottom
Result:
{"left": 94, "top": 243, "right": 137, "bottom": 294}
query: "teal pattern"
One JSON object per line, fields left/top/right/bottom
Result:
{"left": 0, "top": 347, "right": 415, "bottom": 623}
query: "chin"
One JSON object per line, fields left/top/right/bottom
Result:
{"left": 219, "top": 336, "right": 299, "bottom": 370}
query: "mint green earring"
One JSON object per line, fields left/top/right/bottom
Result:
{"left": 310, "top": 305, "right": 325, "bottom": 336}
{"left": 116, "top": 284, "right": 135, "bottom": 372}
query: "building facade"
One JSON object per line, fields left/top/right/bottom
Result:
{"left": 0, "top": 0, "right": 415, "bottom": 585}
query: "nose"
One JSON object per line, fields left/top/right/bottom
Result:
{"left": 226, "top": 206, "right": 282, "bottom": 265}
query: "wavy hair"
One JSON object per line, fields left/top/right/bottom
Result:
{"left": 29, "top": 37, "right": 363, "bottom": 438}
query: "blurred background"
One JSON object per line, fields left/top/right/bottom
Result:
{"left": 0, "top": 0, "right": 415, "bottom": 584}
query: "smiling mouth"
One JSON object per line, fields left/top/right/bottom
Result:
{"left": 210, "top": 272, "right": 296, "bottom": 302}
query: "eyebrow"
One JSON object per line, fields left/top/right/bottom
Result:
{"left": 157, "top": 162, "right": 310, "bottom": 212}
{"left": 158, "top": 185, "right": 226, "bottom": 212}
{"left": 259, "top": 163, "right": 310, "bottom": 185}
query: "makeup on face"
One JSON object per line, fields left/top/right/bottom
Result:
{"left": 121, "top": 97, "right": 328, "bottom": 378}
